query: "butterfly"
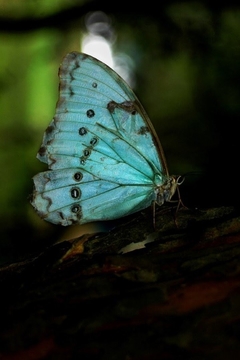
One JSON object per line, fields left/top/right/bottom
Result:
{"left": 31, "top": 52, "right": 182, "bottom": 226}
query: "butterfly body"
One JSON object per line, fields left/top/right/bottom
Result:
{"left": 31, "top": 52, "right": 179, "bottom": 226}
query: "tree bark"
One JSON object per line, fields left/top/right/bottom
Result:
{"left": 1, "top": 206, "right": 240, "bottom": 359}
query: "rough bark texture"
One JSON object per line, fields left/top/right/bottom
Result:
{"left": 1, "top": 206, "right": 240, "bottom": 359}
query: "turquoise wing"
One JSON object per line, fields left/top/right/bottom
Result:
{"left": 31, "top": 52, "right": 172, "bottom": 226}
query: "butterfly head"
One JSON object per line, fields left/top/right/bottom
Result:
{"left": 156, "top": 175, "right": 184, "bottom": 206}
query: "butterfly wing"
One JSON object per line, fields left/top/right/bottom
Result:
{"left": 31, "top": 52, "right": 170, "bottom": 225}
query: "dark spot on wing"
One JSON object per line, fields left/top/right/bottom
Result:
{"left": 107, "top": 100, "right": 138, "bottom": 114}
{"left": 71, "top": 187, "right": 81, "bottom": 199}
{"left": 107, "top": 101, "right": 116, "bottom": 113}
{"left": 73, "top": 172, "right": 83, "bottom": 181}
{"left": 79, "top": 127, "right": 87, "bottom": 136}
{"left": 38, "top": 146, "right": 47, "bottom": 157}
{"left": 83, "top": 149, "right": 91, "bottom": 157}
{"left": 59, "top": 212, "right": 65, "bottom": 220}
{"left": 87, "top": 109, "right": 95, "bottom": 118}
{"left": 90, "top": 137, "right": 98, "bottom": 146}
{"left": 71, "top": 204, "right": 82, "bottom": 216}
{"left": 45, "top": 125, "right": 55, "bottom": 135}
{"left": 138, "top": 126, "right": 150, "bottom": 135}
{"left": 69, "top": 86, "right": 75, "bottom": 96}
{"left": 69, "top": 71, "right": 75, "bottom": 82}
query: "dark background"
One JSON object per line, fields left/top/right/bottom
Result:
{"left": 0, "top": 0, "right": 240, "bottom": 264}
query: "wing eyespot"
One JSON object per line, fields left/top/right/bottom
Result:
{"left": 71, "top": 205, "right": 81, "bottom": 214}
{"left": 80, "top": 158, "right": 86, "bottom": 165}
{"left": 83, "top": 149, "right": 91, "bottom": 157}
{"left": 79, "top": 127, "right": 87, "bottom": 136}
{"left": 86, "top": 109, "right": 95, "bottom": 118}
{"left": 70, "top": 187, "right": 81, "bottom": 199}
{"left": 73, "top": 172, "right": 83, "bottom": 181}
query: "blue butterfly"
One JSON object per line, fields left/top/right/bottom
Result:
{"left": 31, "top": 52, "right": 181, "bottom": 226}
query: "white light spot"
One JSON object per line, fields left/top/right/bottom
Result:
{"left": 81, "top": 35, "right": 114, "bottom": 69}
{"left": 81, "top": 11, "right": 135, "bottom": 87}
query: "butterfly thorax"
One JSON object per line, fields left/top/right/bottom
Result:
{"left": 155, "top": 175, "right": 179, "bottom": 206}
